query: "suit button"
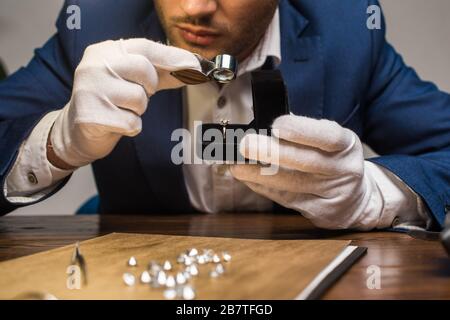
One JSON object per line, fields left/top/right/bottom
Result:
{"left": 217, "top": 96, "right": 227, "bottom": 109}
{"left": 27, "top": 172, "right": 38, "bottom": 185}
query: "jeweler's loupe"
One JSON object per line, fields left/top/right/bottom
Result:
{"left": 171, "top": 54, "right": 237, "bottom": 85}
{"left": 211, "top": 55, "right": 237, "bottom": 83}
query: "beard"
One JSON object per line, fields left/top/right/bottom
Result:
{"left": 153, "top": 1, "right": 278, "bottom": 61}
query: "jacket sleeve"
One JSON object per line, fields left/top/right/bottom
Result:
{"left": 0, "top": 4, "right": 75, "bottom": 215}
{"left": 364, "top": 1, "right": 450, "bottom": 229}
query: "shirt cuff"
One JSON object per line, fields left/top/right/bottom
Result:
{"left": 3, "top": 111, "right": 73, "bottom": 204}
{"left": 365, "top": 161, "right": 432, "bottom": 230}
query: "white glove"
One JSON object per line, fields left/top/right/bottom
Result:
{"left": 51, "top": 38, "right": 200, "bottom": 168}
{"left": 230, "top": 115, "right": 387, "bottom": 230}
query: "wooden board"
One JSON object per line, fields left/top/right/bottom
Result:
{"left": 0, "top": 233, "right": 350, "bottom": 300}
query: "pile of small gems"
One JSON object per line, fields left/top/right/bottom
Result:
{"left": 122, "top": 248, "right": 232, "bottom": 300}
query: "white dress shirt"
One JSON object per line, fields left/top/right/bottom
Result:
{"left": 3, "top": 9, "right": 430, "bottom": 229}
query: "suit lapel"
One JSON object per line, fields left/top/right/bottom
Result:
{"left": 278, "top": 0, "right": 324, "bottom": 120}
{"left": 134, "top": 9, "right": 193, "bottom": 212}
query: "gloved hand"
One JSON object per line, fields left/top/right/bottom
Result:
{"left": 51, "top": 39, "right": 200, "bottom": 168}
{"left": 230, "top": 115, "right": 386, "bottom": 230}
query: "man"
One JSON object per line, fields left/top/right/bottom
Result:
{"left": 0, "top": 0, "right": 449, "bottom": 231}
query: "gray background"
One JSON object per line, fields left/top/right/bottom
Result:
{"left": 0, "top": 0, "right": 449, "bottom": 216}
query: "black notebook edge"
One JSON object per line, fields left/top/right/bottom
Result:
{"left": 295, "top": 245, "right": 368, "bottom": 300}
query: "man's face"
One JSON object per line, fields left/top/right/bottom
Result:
{"left": 154, "top": 0, "right": 278, "bottom": 61}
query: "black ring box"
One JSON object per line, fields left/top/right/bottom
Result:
{"left": 197, "top": 69, "right": 290, "bottom": 162}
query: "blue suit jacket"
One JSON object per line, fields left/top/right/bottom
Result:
{"left": 1, "top": 0, "right": 449, "bottom": 227}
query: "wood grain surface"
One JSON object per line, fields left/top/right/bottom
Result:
{"left": 1, "top": 213, "right": 450, "bottom": 299}
{"left": 0, "top": 232, "right": 349, "bottom": 300}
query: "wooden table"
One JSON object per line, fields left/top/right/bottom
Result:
{"left": 1, "top": 213, "right": 449, "bottom": 299}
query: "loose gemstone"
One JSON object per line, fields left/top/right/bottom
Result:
{"left": 212, "top": 254, "right": 221, "bottom": 263}
{"left": 127, "top": 256, "right": 138, "bottom": 267}
{"left": 148, "top": 261, "right": 161, "bottom": 271}
{"left": 184, "top": 256, "right": 194, "bottom": 266}
{"left": 164, "top": 288, "right": 177, "bottom": 300}
{"left": 197, "top": 255, "right": 207, "bottom": 264}
{"left": 163, "top": 260, "right": 172, "bottom": 271}
{"left": 188, "top": 248, "right": 199, "bottom": 257}
{"left": 156, "top": 271, "right": 167, "bottom": 286}
{"left": 182, "top": 285, "right": 196, "bottom": 300}
{"left": 176, "top": 272, "right": 187, "bottom": 285}
{"left": 140, "top": 271, "right": 151, "bottom": 284}
{"left": 183, "top": 271, "right": 192, "bottom": 280}
{"left": 210, "top": 270, "right": 219, "bottom": 278}
{"left": 177, "top": 254, "right": 187, "bottom": 264}
{"left": 222, "top": 252, "right": 232, "bottom": 262}
{"left": 166, "top": 275, "right": 176, "bottom": 288}
{"left": 188, "top": 264, "right": 199, "bottom": 276}
{"left": 215, "top": 264, "right": 225, "bottom": 274}
{"left": 123, "top": 273, "right": 136, "bottom": 286}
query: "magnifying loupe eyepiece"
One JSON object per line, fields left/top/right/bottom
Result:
{"left": 211, "top": 54, "right": 237, "bottom": 83}
{"left": 170, "top": 53, "right": 238, "bottom": 85}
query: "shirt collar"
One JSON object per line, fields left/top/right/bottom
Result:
{"left": 237, "top": 8, "right": 281, "bottom": 76}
